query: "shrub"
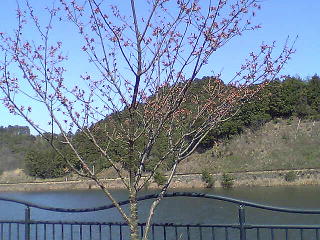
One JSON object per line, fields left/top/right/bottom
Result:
{"left": 286, "top": 118, "right": 293, "bottom": 125}
{"left": 153, "top": 172, "right": 167, "bottom": 186}
{"left": 221, "top": 173, "right": 234, "bottom": 188}
{"left": 284, "top": 171, "right": 297, "bottom": 182}
{"left": 281, "top": 134, "right": 289, "bottom": 141}
{"left": 272, "top": 118, "right": 281, "bottom": 124}
{"left": 201, "top": 170, "right": 214, "bottom": 188}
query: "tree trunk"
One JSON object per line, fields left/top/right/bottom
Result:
{"left": 129, "top": 190, "right": 140, "bottom": 240}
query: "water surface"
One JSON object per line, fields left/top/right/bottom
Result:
{"left": 0, "top": 185, "right": 320, "bottom": 223}
{"left": 1, "top": 185, "right": 320, "bottom": 239}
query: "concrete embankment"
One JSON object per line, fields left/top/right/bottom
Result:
{"left": 0, "top": 168, "right": 320, "bottom": 192}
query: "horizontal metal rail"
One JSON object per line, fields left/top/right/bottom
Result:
{"left": 1, "top": 192, "right": 320, "bottom": 214}
{"left": 2, "top": 220, "right": 320, "bottom": 229}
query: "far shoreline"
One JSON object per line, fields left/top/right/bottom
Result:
{"left": 0, "top": 168, "right": 320, "bottom": 192}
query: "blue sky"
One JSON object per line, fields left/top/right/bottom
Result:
{"left": 0, "top": 0, "right": 319, "bottom": 134}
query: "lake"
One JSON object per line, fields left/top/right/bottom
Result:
{"left": 0, "top": 185, "right": 320, "bottom": 239}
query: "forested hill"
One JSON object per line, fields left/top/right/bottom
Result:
{"left": 0, "top": 74, "right": 320, "bottom": 178}
{"left": 199, "top": 74, "right": 320, "bottom": 149}
{"left": 0, "top": 126, "right": 35, "bottom": 173}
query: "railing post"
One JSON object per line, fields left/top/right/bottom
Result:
{"left": 238, "top": 205, "right": 246, "bottom": 240}
{"left": 25, "top": 206, "right": 31, "bottom": 240}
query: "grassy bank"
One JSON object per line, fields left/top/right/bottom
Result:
{"left": 178, "top": 118, "right": 320, "bottom": 174}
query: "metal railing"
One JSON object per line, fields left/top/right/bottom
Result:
{"left": 0, "top": 192, "right": 320, "bottom": 239}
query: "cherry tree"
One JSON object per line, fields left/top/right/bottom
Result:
{"left": 0, "top": 0, "right": 294, "bottom": 239}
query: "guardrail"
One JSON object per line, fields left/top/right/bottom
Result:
{"left": 0, "top": 192, "right": 320, "bottom": 239}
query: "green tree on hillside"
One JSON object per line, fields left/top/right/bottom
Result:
{"left": 25, "top": 149, "right": 68, "bottom": 178}
{"left": 307, "top": 75, "right": 320, "bottom": 118}
{"left": 267, "top": 80, "right": 294, "bottom": 118}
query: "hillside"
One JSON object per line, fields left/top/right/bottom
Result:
{"left": 0, "top": 126, "right": 35, "bottom": 173}
{"left": 179, "top": 118, "right": 320, "bottom": 173}
{"left": 1, "top": 118, "right": 320, "bottom": 182}
{"left": 1, "top": 74, "right": 320, "bottom": 181}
